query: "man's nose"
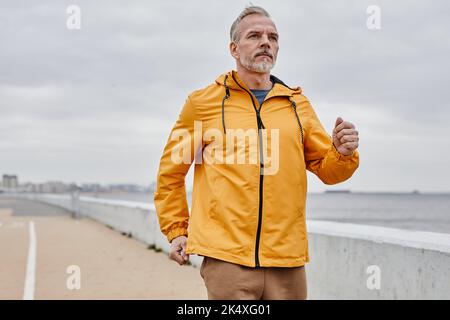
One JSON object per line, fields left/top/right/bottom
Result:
{"left": 259, "top": 34, "right": 271, "bottom": 49}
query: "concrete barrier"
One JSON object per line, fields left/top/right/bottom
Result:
{"left": 7, "top": 193, "right": 450, "bottom": 299}
{"left": 306, "top": 220, "right": 450, "bottom": 299}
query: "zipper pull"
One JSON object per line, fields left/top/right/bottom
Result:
{"left": 255, "top": 109, "right": 266, "bottom": 130}
{"left": 291, "top": 100, "right": 297, "bottom": 111}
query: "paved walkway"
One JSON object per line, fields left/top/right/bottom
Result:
{"left": 0, "top": 197, "right": 207, "bottom": 300}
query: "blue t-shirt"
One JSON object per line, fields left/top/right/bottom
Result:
{"left": 251, "top": 89, "right": 271, "bottom": 106}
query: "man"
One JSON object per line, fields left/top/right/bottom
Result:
{"left": 154, "top": 6, "right": 359, "bottom": 300}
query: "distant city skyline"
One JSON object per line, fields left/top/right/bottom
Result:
{"left": 0, "top": 172, "right": 155, "bottom": 194}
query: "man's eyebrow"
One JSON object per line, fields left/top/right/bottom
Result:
{"left": 246, "top": 30, "right": 262, "bottom": 35}
{"left": 245, "top": 30, "right": 278, "bottom": 36}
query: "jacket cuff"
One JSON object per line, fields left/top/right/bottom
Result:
{"left": 331, "top": 143, "right": 356, "bottom": 161}
{"left": 167, "top": 227, "right": 188, "bottom": 243}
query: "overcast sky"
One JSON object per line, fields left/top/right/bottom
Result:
{"left": 1, "top": 0, "right": 449, "bottom": 192}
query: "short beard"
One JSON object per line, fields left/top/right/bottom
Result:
{"left": 240, "top": 55, "right": 275, "bottom": 73}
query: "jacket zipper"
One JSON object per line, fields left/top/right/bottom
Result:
{"left": 231, "top": 74, "right": 265, "bottom": 268}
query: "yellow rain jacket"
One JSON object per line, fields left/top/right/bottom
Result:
{"left": 154, "top": 70, "right": 359, "bottom": 267}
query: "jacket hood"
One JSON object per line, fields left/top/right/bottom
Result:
{"left": 215, "top": 70, "right": 303, "bottom": 135}
{"left": 215, "top": 70, "right": 302, "bottom": 97}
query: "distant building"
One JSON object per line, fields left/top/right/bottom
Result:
{"left": 2, "top": 174, "right": 19, "bottom": 189}
{"left": 41, "top": 181, "right": 74, "bottom": 193}
{"left": 21, "top": 182, "right": 37, "bottom": 193}
{"left": 108, "top": 184, "right": 147, "bottom": 193}
{"left": 81, "top": 183, "right": 103, "bottom": 193}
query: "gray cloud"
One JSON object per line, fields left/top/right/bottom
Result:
{"left": 1, "top": 0, "right": 449, "bottom": 192}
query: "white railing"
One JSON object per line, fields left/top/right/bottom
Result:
{"left": 7, "top": 193, "right": 450, "bottom": 299}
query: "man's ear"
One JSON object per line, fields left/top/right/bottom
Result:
{"left": 229, "top": 41, "right": 239, "bottom": 60}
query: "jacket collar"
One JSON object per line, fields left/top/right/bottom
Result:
{"left": 215, "top": 70, "right": 302, "bottom": 98}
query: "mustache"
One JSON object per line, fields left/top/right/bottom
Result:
{"left": 254, "top": 51, "right": 273, "bottom": 59}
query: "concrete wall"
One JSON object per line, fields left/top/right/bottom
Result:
{"left": 11, "top": 193, "right": 450, "bottom": 299}
{"left": 306, "top": 221, "right": 450, "bottom": 299}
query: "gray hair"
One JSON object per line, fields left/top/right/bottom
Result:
{"left": 230, "top": 6, "right": 271, "bottom": 43}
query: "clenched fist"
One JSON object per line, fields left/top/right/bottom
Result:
{"left": 332, "top": 117, "right": 359, "bottom": 156}
{"left": 169, "top": 235, "right": 190, "bottom": 266}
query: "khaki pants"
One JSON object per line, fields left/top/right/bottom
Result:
{"left": 200, "top": 256, "right": 307, "bottom": 300}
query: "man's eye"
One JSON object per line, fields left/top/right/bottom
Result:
{"left": 249, "top": 34, "right": 258, "bottom": 38}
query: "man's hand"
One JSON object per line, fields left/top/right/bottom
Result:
{"left": 332, "top": 117, "right": 359, "bottom": 156}
{"left": 169, "top": 235, "right": 190, "bottom": 266}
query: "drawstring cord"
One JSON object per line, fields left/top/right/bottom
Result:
{"left": 289, "top": 97, "right": 304, "bottom": 144}
{"left": 221, "top": 74, "right": 302, "bottom": 146}
{"left": 221, "top": 75, "right": 230, "bottom": 134}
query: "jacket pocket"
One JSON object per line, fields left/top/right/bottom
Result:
{"left": 208, "top": 174, "right": 223, "bottom": 220}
